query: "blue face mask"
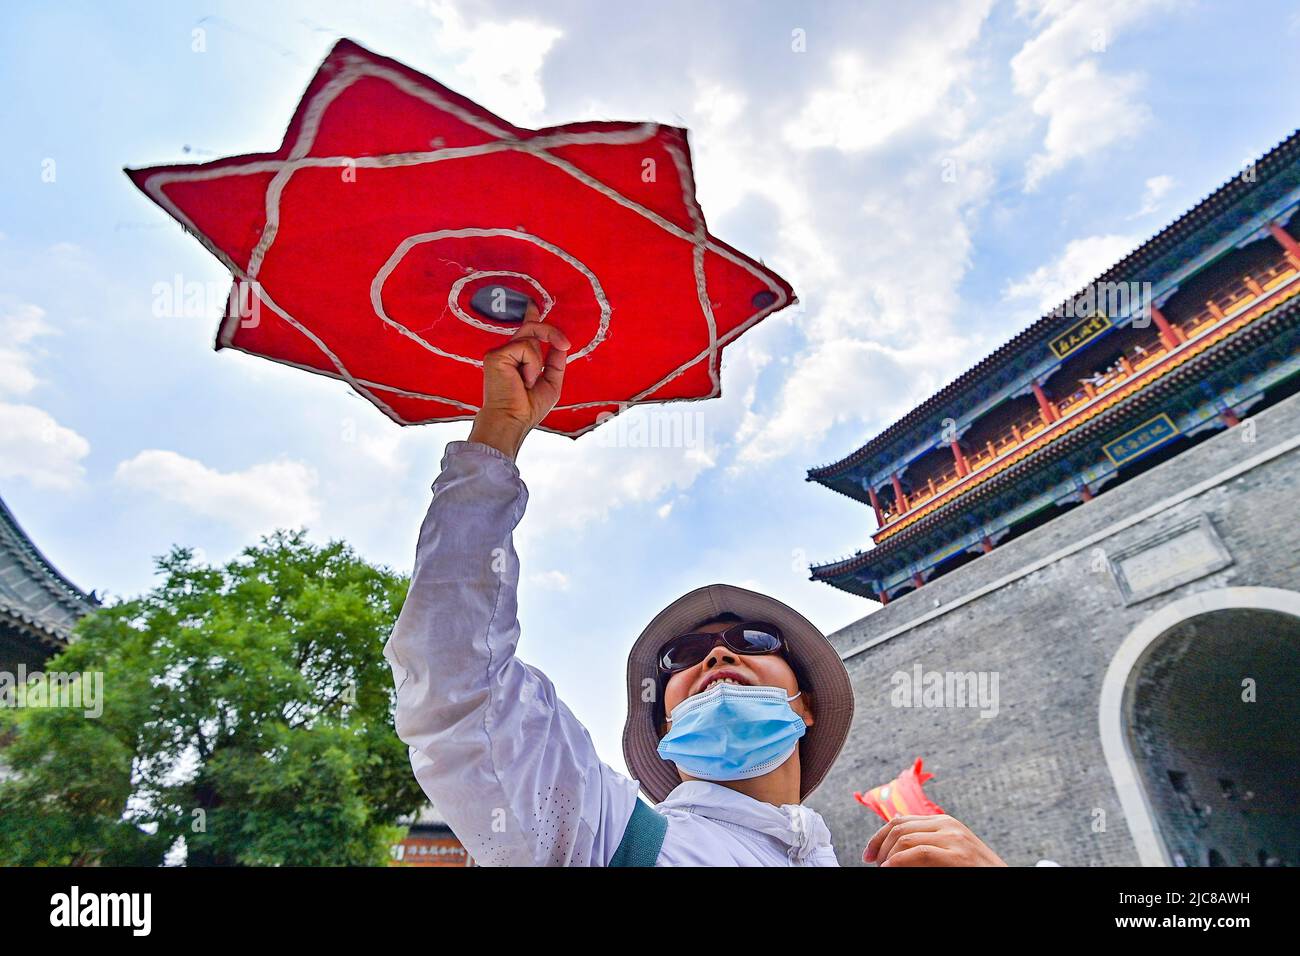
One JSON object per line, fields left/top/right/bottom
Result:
{"left": 657, "top": 682, "right": 807, "bottom": 782}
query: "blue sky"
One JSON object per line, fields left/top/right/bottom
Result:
{"left": 3, "top": 0, "right": 1298, "bottom": 770}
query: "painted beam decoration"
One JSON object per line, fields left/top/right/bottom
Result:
{"left": 1103, "top": 413, "right": 1180, "bottom": 466}
{"left": 126, "top": 38, "right": 794, "bottom": 437}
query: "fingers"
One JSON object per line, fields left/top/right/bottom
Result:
{"left": 509, "top": 320, "right": 570, "bottom": 389}
{"left": 879, "top": 825, "right": 956, "bottom": 865}
{"left": 480, "top": 316, "right": 572, "bottom": 404}
{"left": 510, "top": 319, "right": 571, "bottom": 352}
{"left": 518, "top": 336, "right": 545, "bottom": 388}
{"left": 864, "top": 814, "right": 1007, "bottom": 867}
{"left": 880, "top": 844, "right": 953, "bottom": 868}
{"left": 863, "top": 814, "right": 946, "bottom": 863}
{"left": 540, "top": 334, "right": 567, "bottom": 389}
{"left": 863, "top": 814, "right": 914, "bottom": 862}
{"left": 862, "top": 819, "right": 891, "bottom": 863}
{"left": 879, "top": 818, "right": 947, "bottom": 862}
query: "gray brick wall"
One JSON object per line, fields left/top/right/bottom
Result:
{"left": 807, "top": 388, "right": 1300, "bottom": 866}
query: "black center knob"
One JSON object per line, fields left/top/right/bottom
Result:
{"left": 470, "top": 284, "right": 533, "bottom": 323}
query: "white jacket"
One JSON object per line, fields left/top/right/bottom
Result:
{"left": 383, "top": 440, "right": 839, "bottom": 866}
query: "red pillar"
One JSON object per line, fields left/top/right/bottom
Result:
{"left": 891, "top": 473, "right": 908, "bottom": 514}
{"left": 1221, "top": 407, "right": 1241, "bottom": 427}
{"left": 1269, "top": 222, "right": 1300, "bottom": 270}
{"left": 911, "top": 572, "right": 925, "bottom": 590}
{"left": 877, "top": 590, "right": 890, "bottom": 606}
{"left": 1149, "top": 303, "right": 1182, "bottom": 349}
{"left": 867, "top": 485, "right": 885, "bottom": 526}
{"left": 980, "top": 536, "right": 994, "bottom": 554}
{"left": 1080, "top": 484, "right": 1094, "bottom": 502}
{"left": 950, "top": 441, "right": 969, "bottom": 477}
{"left": 1031, "top": 379, "right": 1058, "bottom": 424}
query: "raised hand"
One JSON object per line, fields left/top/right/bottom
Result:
{"left": 467, "top": 303, "right": 571, "bottom": 459}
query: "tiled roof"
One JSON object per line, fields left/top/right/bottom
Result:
{"left": 0, "top": 495, "right": 97, "bottom": 645}
{"left": 809, "top": 127, "right": 1300, "bottom": 484}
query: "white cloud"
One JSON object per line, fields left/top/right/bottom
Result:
{"left": 677, "top": 5, "right": 1003, "bottom": 467}
{"left": 527, "top": 569, "right": 571, "bottom": 591}
{"left": 0, "top": 303, "right": 55, "bottom": 396}
{"left": 0, "top": 303, "right": 91, "bottom": 491}
{"left": 687, "top": 83, "right": 838, "bottom": 290}
{"left": 1003, "top": 233, "right": 1138, "bottom": 312}
{"left": 420, "top": 0, "right": 563, "bottom": 124}
{"left": 637, "top": 1, "right": 1037, "bottom": 470}
{"left": 517, "top": 422, "right": 718, "bottom": 540}
{"left": 1132, "top": 173, "right": 1174, "bottom": 217}
{"left": 782, "top": 1, "right": 993, "bottom": 153}
{"left": 735, "top": 335, "right": 969, "bottom": 465}
{"left": 114, "top": 450, "right": 321, "bottom": 535}
{"left": 722, "top": 118, "right": 1001, "bottom": 463}
{"left": 692, "top": 82, "right": 745, "bottom": 130}
{"left": 0, "top": 402, "right": 90, "bottom": 490}
{"left": 1012, "top": 0, "right": 1173, "bottom": 190}
{"left": 343, "top": 422, "right": 409, "bottom": 472}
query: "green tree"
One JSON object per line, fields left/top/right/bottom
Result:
{"left": 0, "top": 531, "right": 424, "bottom": 866}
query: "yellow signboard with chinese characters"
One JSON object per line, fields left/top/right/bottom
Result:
{"left": 1049, "top": 313, "right": 1112, "bottom": 359}
{"left": 1103, "top": 413, "right": 1180, "bottom": 466}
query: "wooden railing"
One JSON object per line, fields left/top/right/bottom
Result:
{"left": 1173, "top": 256, "right": 1297, "bottom": 344}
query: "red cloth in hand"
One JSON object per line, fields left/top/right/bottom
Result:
{"left": 854, "top": 758, "right": 945, "bottom": 822}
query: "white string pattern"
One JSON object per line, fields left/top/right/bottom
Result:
{"left": 136, "top": 51, "right": 791, "bottom": 435}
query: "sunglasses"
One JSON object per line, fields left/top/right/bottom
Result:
{"left": 656, "top": 621, "right": 788, "bottom": 675}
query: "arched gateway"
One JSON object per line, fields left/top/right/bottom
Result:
{"left": 1100, "top": 587, "right": 1300, "bottom": 867}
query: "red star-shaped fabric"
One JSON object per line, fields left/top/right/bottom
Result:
{"left": 127, "top": 38, "right": 795, "bottom": 437}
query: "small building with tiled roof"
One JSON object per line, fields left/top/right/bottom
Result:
{"left": 0, "top": 494, "right": 98, "bottom": 674}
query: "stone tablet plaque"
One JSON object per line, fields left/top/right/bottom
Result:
{"left": 1107, "top": 514, "right": 1232, "bottom": 605}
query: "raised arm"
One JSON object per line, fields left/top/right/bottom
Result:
{"left": 383, "top": 314, "right": 641, "bottom": 866}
